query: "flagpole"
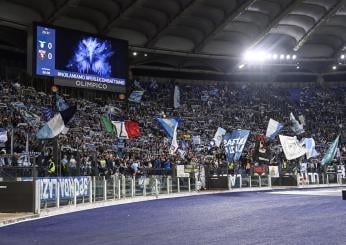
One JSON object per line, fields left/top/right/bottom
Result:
{"left": 10, "top": 127, "right": 14, "bottom": 156}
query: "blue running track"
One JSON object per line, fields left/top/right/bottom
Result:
{"left": 1, "top": 190, "right": 345, "bottom": 245}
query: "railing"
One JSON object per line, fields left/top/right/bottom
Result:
{"left": 34, "top": 175, "right": 198, "bottom": 213}
{"left": 1, "top": 172, "right": 345, "bottom": 214}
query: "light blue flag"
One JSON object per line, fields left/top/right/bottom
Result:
{"left": 266, "top": 119, "right": 284, "bottom": 140}
{"left": 128, "top": 90, "right": 144, "bottom": 103}
{"left": 302, "top": 138, "right": 319, "bottom": 159}
{"left": 223, "top": 129, "right": 250, "bottom": 161}
{"left": 36, "top": 113, "right": 65, "bottom": 139}
{"left": 321, "top": 136, "right": 340, "bottom": 166}
{"left": 156, "top": 118, "right": 179, "bottom": 138}
{"left": 0, "top": 129, "right": 8, "bottom": 143}
{"left": 56, "top": 95, "right": 69, "bottom": 112}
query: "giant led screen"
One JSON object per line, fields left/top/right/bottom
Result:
{"left": 34, "top": 24, "right": 128, "bottom": 92}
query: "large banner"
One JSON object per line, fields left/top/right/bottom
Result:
{"left": 38, "top": 177, "right": 91, "bottom": 201}
{"left": 279, "top": 135, "right": 306, "bottom": 160}
{"left": 223, "top": 129, "right": 250, "bottom": 161}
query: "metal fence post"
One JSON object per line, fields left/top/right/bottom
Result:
{"left": 259, "top": 176, "right": 262, "bottom": 188}
{"left": 177, "top": 177, "right": 180, "bottom": 193}
{"left": 228, "top": 175, "right": 231, "bottom": 190}
{"left": 131, "top": 176, "right": 135, "bottom": 197}
{"left": 268, "top": 176, "right": 272, "bottom": 188}
{"left": 326, "top": 174, "right": 329, "bottom": 185}
{"left": 73, "top": 181, "right": 77, "bottom": 207}
{"left": 143, "top": 176, "right": 146, "bottom": 196}
{"left": 167, "top": 176, "right": 170, "bottom": 194}
{"left": 239, "top": 175, "right": 242, "bottom": 188}
{"left": 122, "top": 175, "right": 126, "bottom": 197}
{"left": 89, "top": 177, "right": 93, "bottom": 203}
{"left": 93, "top": 176, "right": 96, "bottom": 202}
{"left": 113, "top": 177, "right": 116, "bottom": 200}
{"left": 155, "top": 178, "right": 159, "bottom": 196}
{"left": 103, "top": 176, "right": 107, "bottom": 201}
{"left": 249, "top": 176, "right": 252, "bottom": 188}
{"left": 35, "top": 180, "right": 41, "bottom": 214}
{"left": 118, "top": 177, "right": 121, "bottom": 199}
{"left": 188, "top": 177, "right": 191, "bottom": 192}
{"left": 56, "top": 181, "right": 60, "bottom": 208}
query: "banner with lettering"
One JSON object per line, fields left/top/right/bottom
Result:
{"left": 36, "top": 177, "right": 91, "bottom": 201}
{"left": 223, "top": 129, "right": 250, "bottom": 161}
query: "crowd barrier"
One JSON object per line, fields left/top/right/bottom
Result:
{"left": 0, "top": 173, "right": 345, "bottom": 214}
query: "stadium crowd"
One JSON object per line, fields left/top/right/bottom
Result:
{"left": 0, "top": 78, "right": 345, "bottom": 178}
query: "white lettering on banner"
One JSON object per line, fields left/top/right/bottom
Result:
{"left": 230, "top": 175, "right": 237, "bottom": 186}
{"left": 75, "top": 80, "right": 108, "bottom": 90}
{"left": 39, "top": 177, "right": 91, "bottom": 201}
{"left": 224, "top": 138, "right": 247, "bottom": 154}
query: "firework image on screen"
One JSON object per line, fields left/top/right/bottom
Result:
{"left": 66, "top": 37, "right": 114, "bottom": 77}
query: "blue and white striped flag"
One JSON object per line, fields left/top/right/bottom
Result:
{"left": 156, "top": 118, "right": 179, "bottom": 139}
{"left": 266, "top": 119, "right": 284, "bottom": 140}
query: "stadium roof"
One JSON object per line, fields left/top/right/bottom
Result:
{"left": 1, "top": 0, "right": 346, "bottom": 80}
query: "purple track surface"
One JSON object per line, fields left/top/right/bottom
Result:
{"left": 1, "top": 191, "right": 345, "bottom": 245}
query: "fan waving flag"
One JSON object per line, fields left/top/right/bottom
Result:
{"left": 56, "top": 95, "right": 69, "bottom": 112}
{"left": 301, "top": 138, "right": 319, "bottom": 159}
{"left": 156, "top": 118, "right": 179, "bottom": 138}
{"left": 101, "top": 116, "right": 115, "bottom": 135}
{"left": 321, "top": 136, "right": 340, "bottom": 166}
{"left": 112, "top": 121, "right": 129, "bottom": 139}
{"left": 290, "top": 112, "right": 304, "bottom": 135}
{"left": 0, "top": 129, "right": 8, "bottom": 143}
{"left": 173, "top": 85, "right": 181, "bottom": 109}
{"left": 223, "top": 129, "right": 250, "bottom": 161}
{"left": 128, "top": 91, "right": 144, "bottom": 103}
{"left": 36, "top": 106, "right": 76, "bottom": 139}
{"left": 266, "top": 119, "right": 284, "bottom": 140}
{"left": 279, "top": 135, "right": 306, "bottom": 160}
{"left": 125, "top": 120, "right": 140, "bottom": 138}
{"left": 169, "top": 123, "right": 178, "bottom": 154}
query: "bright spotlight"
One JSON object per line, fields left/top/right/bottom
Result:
{"left": 238, "top": 64, "right": 245, "bottom": 69}
{"left": 243, "top": 51, "right": 253, "bottom": 61}
{"left": 133, "top": 52, "right": 138, "bottom": 56}
{"left": 272, "top": 54, "right": 278, "bottom": 60}
{"left": 280, "top": 54, "right": 285, "bottom": 60}
{"left": 144, "top": 53, "right": 148, "bottom": 57}
{"left": 296, "top": 66, "right": 300, "bottom": 70}
{"left": 341, "top": 54, "right": 345, "bottom": 59}
{"left": 286, "top": 55, "right": 291, "bottom": 60}
{"left": 332, "top": 65, "right": 337, "bottom": 70}
{"left": 292, "top": 55, "right": 297, "bottom": 60}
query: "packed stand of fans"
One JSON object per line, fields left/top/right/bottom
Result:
{"left": 0, "top": 78, "right": 345, "bottom": 178}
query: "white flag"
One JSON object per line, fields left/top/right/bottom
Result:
{"left": 265, "top": 119, "right": 284, "bottom": 140}
{"left": 279, "top": 135, "right": 307, "bottom": 160}
{"left": 112, "top": 121, "right": 129, "bottom": 139}
{"left": 0, "top": 130, "right": 8, "bottom": 143}
{"left": 169, "top": 124, "right": 178, "bottom": 154}
{"left": 173, "top": 85, "right": 180, "bottom": 109}
{"left": 213, "top": 127, "right": 226, "bottom": 147}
